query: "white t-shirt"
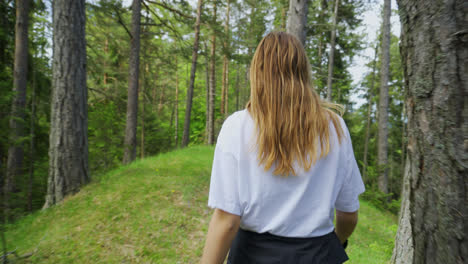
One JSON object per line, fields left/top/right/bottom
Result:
{"left": 208, "top": 109, "right": 365, "bottom": 238}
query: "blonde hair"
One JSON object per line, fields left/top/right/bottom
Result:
{"left": 246, "top": 31, "right": 345, "bottom": 176}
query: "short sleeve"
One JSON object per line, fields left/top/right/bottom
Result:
{"left": 335, "top": 123, "right": 366, "bottom": 212}
{"left": 207, "top": 117, "right": 242, "bottom": 216}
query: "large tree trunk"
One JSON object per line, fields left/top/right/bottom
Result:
{"left": 181, "top": 0, "right": 203, "bottom": 147}
{"left": 5, "top": 0, "right": 30, "bottom": 209}
{"left": 326, "top": 0, "right": 339, "bottom": 101}
{"left": 44, "top": 0, "right": 89, "bottom": 208}
{"left": 207, "top": 2, "right": 217, "bottom": 145}
{"left": 377, "top": 0, "right": 391, "bottom": 194}
{"left": 123, "top": 0, "right": 141, "bottom": 164}
{"left": 392, "top": 0, "right": 468, "bottom": 263}
{"left": 286, "top": 0, "right": 309, "bottom": 45}
{"left": 220, "top": 0, "right": 230, "bottom": 117}
{"left": 363, "top": 40, "right": 379, "bottom": 181}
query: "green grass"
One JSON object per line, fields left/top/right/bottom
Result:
{"left": 6, "top": 145, "right": 397, "bottom": 263}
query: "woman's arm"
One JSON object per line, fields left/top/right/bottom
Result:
{"left": 335, "top": 209, "right": 358, "bottom": 244}
{"left": 201, "top": 209, "right": 241, "bottom": 264}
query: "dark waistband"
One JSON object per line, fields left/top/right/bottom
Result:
{"left": 238, "top": 228, "right": 336, "bottom": 243}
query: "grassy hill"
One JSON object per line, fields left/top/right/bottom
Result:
{"left": 6, "top": 146, "right": 398, "bottom": 263}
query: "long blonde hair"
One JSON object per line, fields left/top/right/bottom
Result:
{"left": 246, "top": 31, "right": 344, "bottom": 176}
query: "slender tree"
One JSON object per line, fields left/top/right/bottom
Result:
{"left": 363, "top": 40, "right": 379, "bottom": 180}
{"left": 221, "top": 0, "right": 230, "bottom": 117}
{"left": 181, "top": 0, "right": 204, "bottom": 147}
{"left": 286, "top": 0, "right": 309, "bottom": 45}
{"left": 207, "top": 1, "right": 217, "bottom": 145}
{"left": 326, "top": 0, "right": 339, "bottom": 101}
{"left": 123, "top": 0, "right": 141, "bottom": 164}
{"left": 378, "top": 0, "right": 390, "bottom": 193}
{"left": 28, "top": 56, "right": 36, "bottom": 212}
{"left": 5, "top": 0, "right": 30, "bottom": 210}
{"left": 391, "top": 0, "right": 467, "bottom": 263}
{"left": 174, "top": 56, "right": 179, "bottom": 147}
{"left": 44, "top": 0, "right": 89, "bottom": 208}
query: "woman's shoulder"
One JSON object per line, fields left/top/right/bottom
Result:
{"left": 216, "top": 110, "right": 248, "bottom": 154}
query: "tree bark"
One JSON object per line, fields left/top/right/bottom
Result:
{"left": 123, "top": 0, "right": 141, "bottom": 164}
{"left": 363, "top": 40, "right": 379, "bottom": 181}
{"left": 205, "top": 45, "right": 210, "bottom": 143}
{"left": 221, "top": 0, "right": 230, "bottom": 117}
{"left": 28, "top": 57, "right": 36, "bottom": 212}
{"left": 44, "top": 0, "right": 89, "bottom": 208}
{"left": 326, "top": 0, "right": 339, "bottom": 101}
{"left": 235, "top": 63, "right": 240, "bottom": 111}
{"left": 286, "top": 0, "right": 309, "bottom": 46}
{"left": 207, "top": 1, "right": 217, "bottom": 145}
{"left": 378, "top": 0, "right": 391, "bottom": 194}
{"left": 392, "top": 0, "right": 468, "bottom": 263}
{"left": 174, "top": 57, "right": 179, "bottom": 147}
{"left": 181, "top": 0, "right": 203, "bottom": 147}
{"left": 5, "top": 0, "right": 30, "bottom": 208}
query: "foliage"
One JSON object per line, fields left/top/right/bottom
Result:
{"left": 361, "top": 186, "right": 401, "bottom": 215}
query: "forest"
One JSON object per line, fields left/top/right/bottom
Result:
{"left": 1, "top": 0, "right": 466, "bottom": 263}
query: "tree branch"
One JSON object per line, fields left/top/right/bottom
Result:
{"left": 141, "top": 1, "right": 182, "bottom": 40}
{"left": 113, "top": 6, "right": 133, "bottom": 39}
{"left": 144, "top": 0, "right": 194, "bottom": 20}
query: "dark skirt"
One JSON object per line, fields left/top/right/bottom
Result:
{"left": 227, "top": 229, "right": 349, "bottom": 264}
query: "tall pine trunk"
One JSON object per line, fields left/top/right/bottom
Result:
{"left": 174, "top": 57, "right": 179, "bottom": 147}
{"left": 391, "top": 0, "right": 467, "bottom": 263}
{"left": 181, "top": 0, "right": 204, "bottom": 147}
{"left": 221, "top": 0, "right": 230, "bottom": 117}
{"left": 363, "top": 40, "right": 379, "bottom": 181}
{"left": 5, "top": 0, "right": 30, "bottom": 211}
{"left": 207, "top": 2, "right": 217, "bottom": 145}
{"left": 286, "top": 0, "right": 309, "bottom": 45}
{"left": 377, "top": 0, "right": 391, "bottom": 194}
{"left": 123, "top": 0, "right": 141, "bottom": 164}
{"left": 28, "top": 57, "right": 36, "bottom": 212}
{"left": 326, "top": 0, "right": 339, "bottom": 101}
{"left": 235, "top": 63, "right": 240, "bottom": 111}
{"left": 44, "top": 0, "right": 89, "bottom": 208}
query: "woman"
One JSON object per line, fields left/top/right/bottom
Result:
{"left": 201, "top": 32, "right": 365, "bottom": 264}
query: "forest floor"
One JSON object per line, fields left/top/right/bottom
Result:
{"left": 6, "top": 145, "right": 398, "bottom": 263}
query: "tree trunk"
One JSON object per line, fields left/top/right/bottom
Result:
{"left": 181, "top": 0, "right": 204, "bottom": 147}
{"left": 286, "top": 0, "right": 309, "bottom": 45}
{"left": 5, "top": 0, "right": 30, "bottom": 210}
{"left": 205, "top": 46, "right": 210, "bottom": 143}
{"left": 44, "top": 0, "right": 89, "bottom": 208}
{"left": 140, "top": 10, "right": 150, "bottom": 159}
{"left": 103, "top": 37, "right": 108, "bottom": 86}
{"left": 315, "top": 0, "right": 327, "bottom": 94}
{"left": 363, "top": 40, "right": 379, "bottom": 181}
{"left": 221, "top": 0, "right": 230, "bottom": 117}
{"left": 326, "top": 0, "right": 339, "bottom": 101}
{"left": 28, "top": 57, "right": 36, "bottom": 212}
{"left": 391, "top": 0, "right": 468, "bottom": 263}
{"left": 207, "top": 2, "right": 217, "bottom": 145}
{"left": 378, "top": 0, "right": 391, "bottom": 194}
{"left": 152, "top": 70, "right": 158, "bottom": 111}
{"left": 158, "top": 82, "right": 164, "bottom": 114}
{"left": 174, "top": 57, "right": 179, "bottom": 147}
{"left": 235, "top": 63, "right": 240, "bottom": 111}
{"left": 123, "top": 0, "right": 141, "bottom": 164}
